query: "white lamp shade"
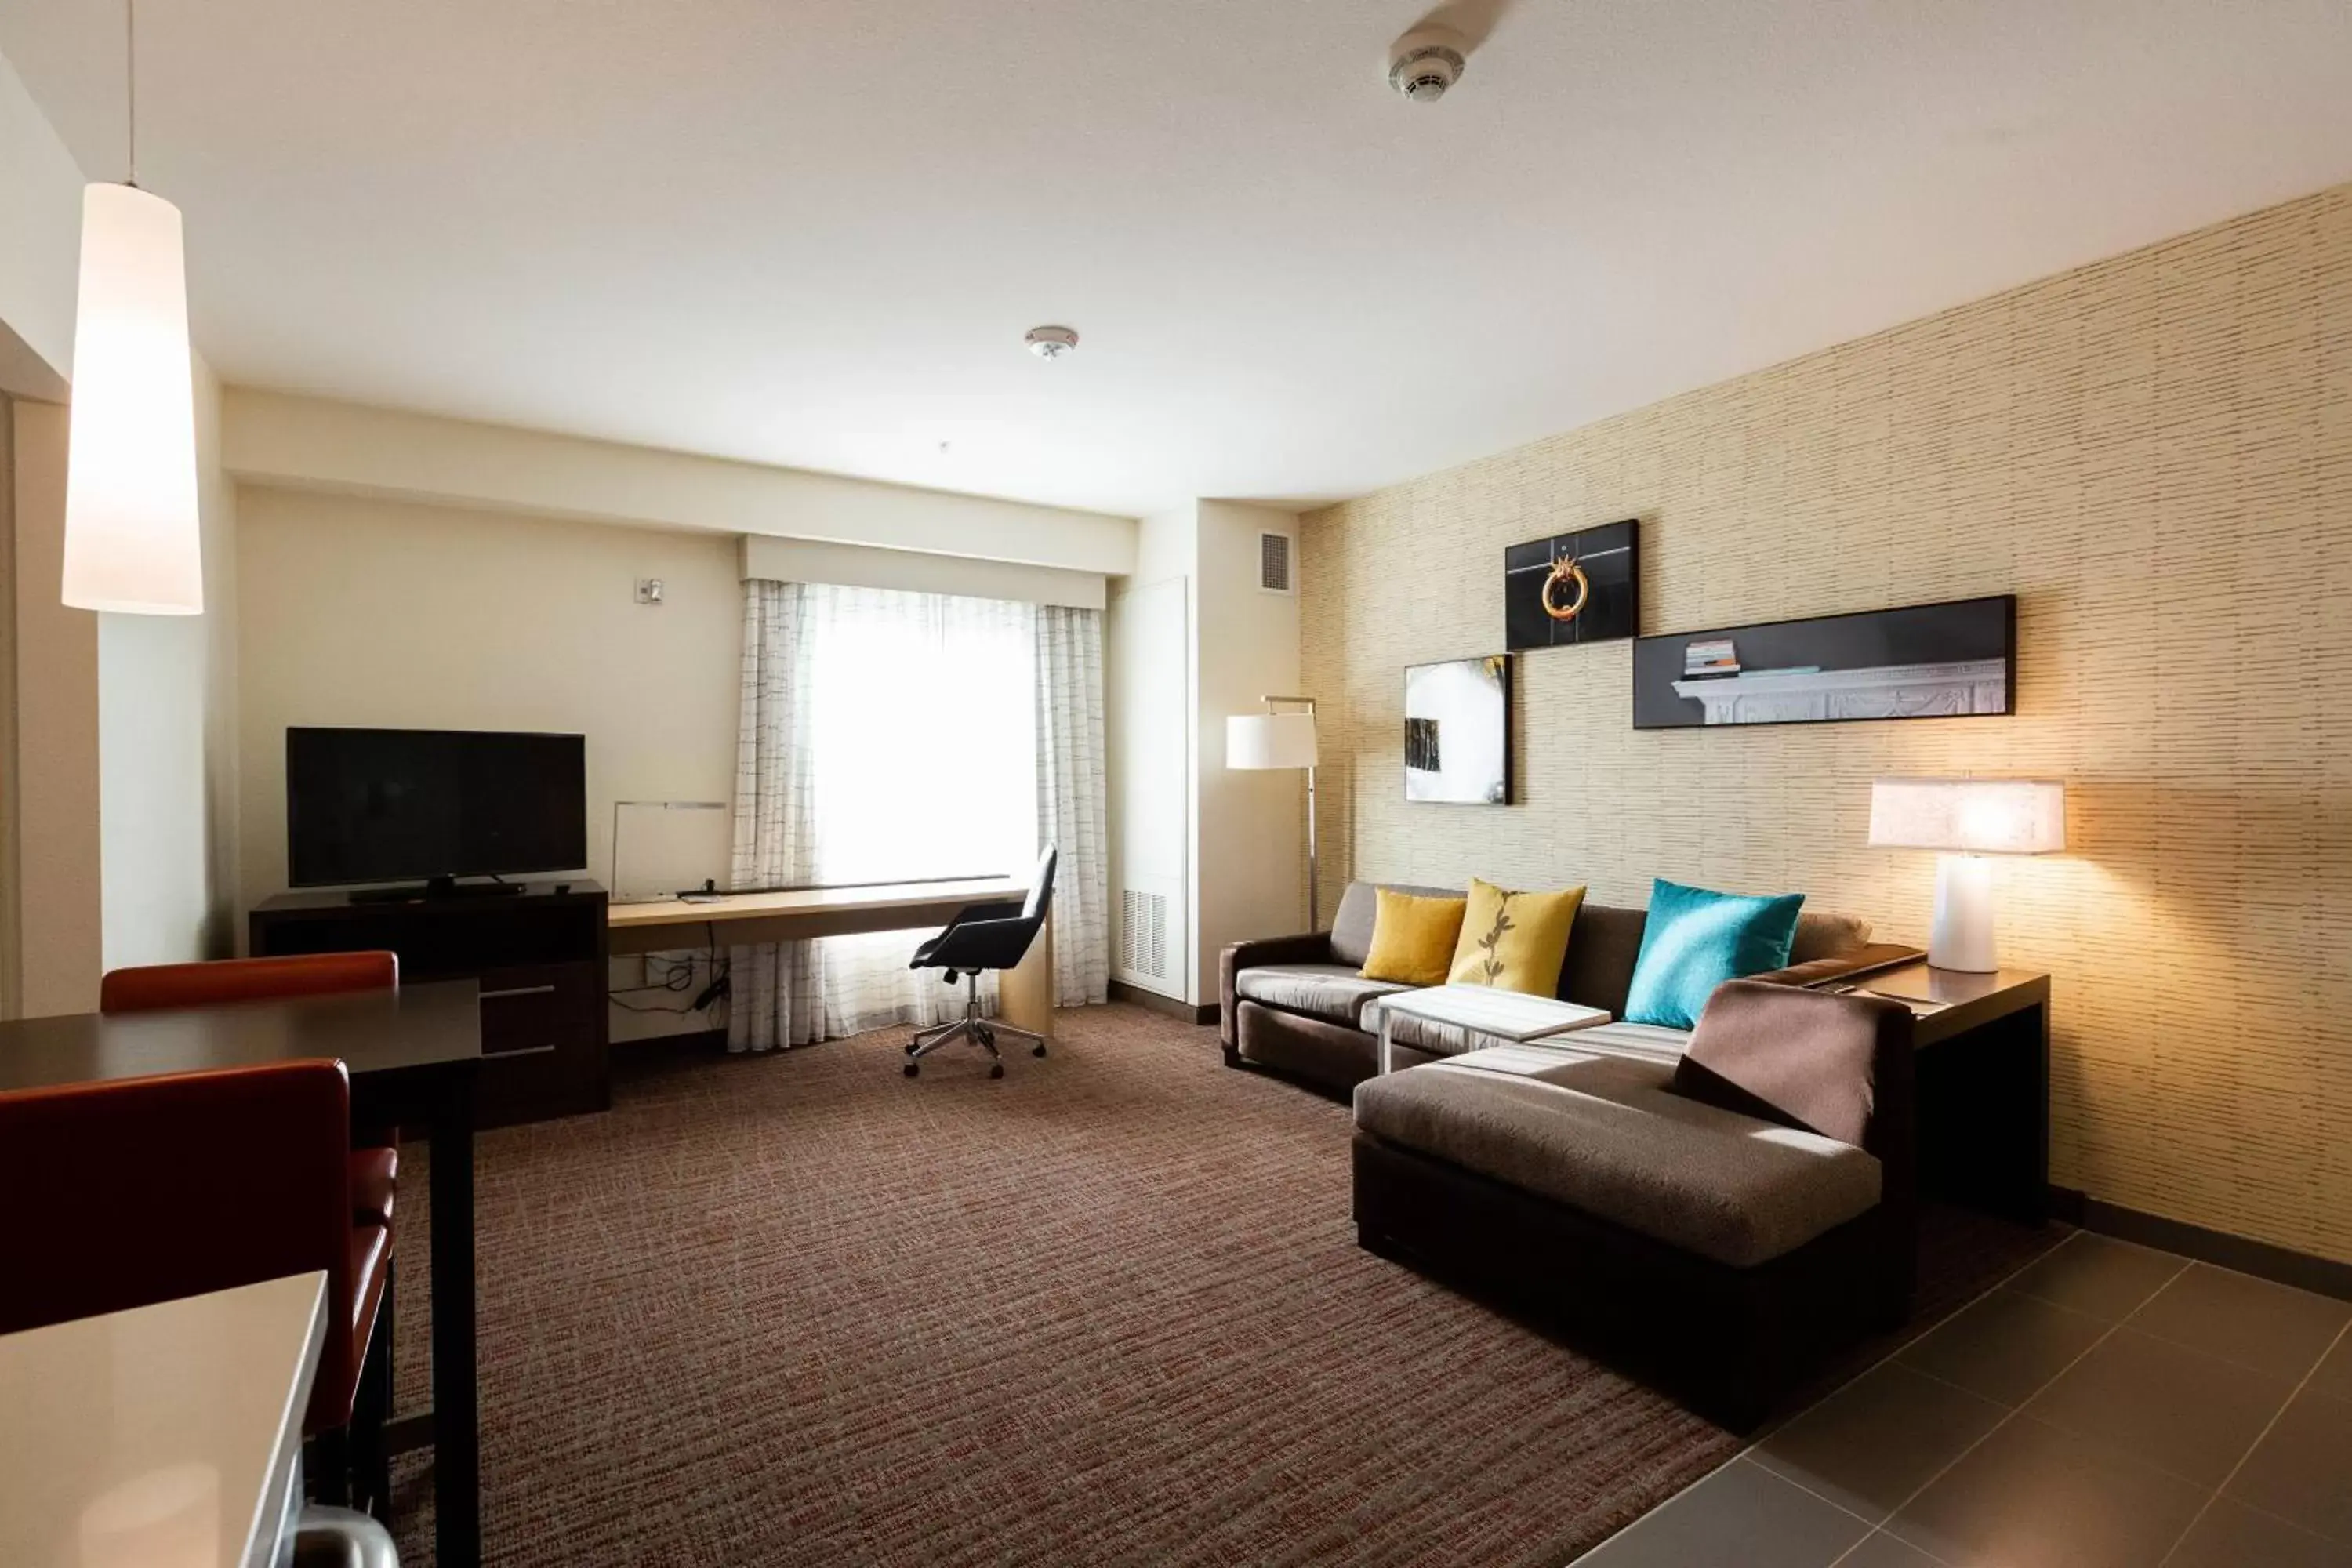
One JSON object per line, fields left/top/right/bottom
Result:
{"left": 1226, "top": 711, "right": 1318, "bottom": 770}
{"left": 62, "top": 183, "right": 203, "bottom": 615}
{"left": 1868, "top": 777, "right": 2065, "bottom": 855}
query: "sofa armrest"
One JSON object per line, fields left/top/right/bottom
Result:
{"left": 1751, "top": 942, "right": 1925, "bottom": 990}
{"left": 1673, "top": 978, "right": 1917, "bottom": 1234}
{"left": 1220, "top": 931, "right": 1336, "bottom": 1046}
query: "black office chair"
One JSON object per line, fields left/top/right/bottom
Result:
{"left": 904, "top": 844, "right": 1057, "bottom": 1080}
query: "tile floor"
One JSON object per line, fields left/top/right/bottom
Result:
{"left": 1573, "top": 1232, "right": 2352, "bottom": 1567}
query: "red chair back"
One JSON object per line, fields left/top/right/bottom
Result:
{"left": 100, "top": 951, "right": 399, "bottom": 1014}
{"left": 0, "top": 1061, "right": 356, "bottom": 1329}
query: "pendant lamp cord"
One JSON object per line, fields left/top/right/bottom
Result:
{"left": 125, "top": 0, "right": 138, "bottom": 187}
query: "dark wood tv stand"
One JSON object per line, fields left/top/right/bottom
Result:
{"left": 249, "top": 879, "right": 610, "bottom": 1127}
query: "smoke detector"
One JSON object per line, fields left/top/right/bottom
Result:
{"left": 1388, "top": 25, "right": 1466, "bottom": 103}
{"left": 1025, "top": 325, "right": 1079, "bottom": 359}
{"left": 1383, "top": 24, "right": 1458, "bottom": 103}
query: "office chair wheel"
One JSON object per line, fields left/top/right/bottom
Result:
{"left": 989, "top": 1062, "right": 1004, "bottom": 1080}
{"left": 1033, "top": 1043, "right": 1048, "bottom": 1058}
{"left": 903, "top": 1062, "right": 919, "bottom": 1078}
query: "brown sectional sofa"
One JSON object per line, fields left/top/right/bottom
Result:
{"left": 1219, "top": 879, "right": 1925, "bottom": 1429}
{"left": 1220, "top": 880, "right": 1897, "bottom": 1092}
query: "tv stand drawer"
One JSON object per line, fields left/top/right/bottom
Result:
{"left": 249, "top": 880, "right": 610, "bottom": 1127}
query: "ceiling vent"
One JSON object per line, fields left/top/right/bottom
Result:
{"left": 1258, "top": 532, "right": 1294, "bottom": 595}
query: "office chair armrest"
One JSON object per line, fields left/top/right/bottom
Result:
{"left": 943, "top": 899, "right": 1025, "bottom": 926}
{"left": 919, "top": 914, "right": 1038, "bottom": 973}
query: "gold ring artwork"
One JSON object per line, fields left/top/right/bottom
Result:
{"left": 1541, "top": 556, "right": 1590, "bottom": 622}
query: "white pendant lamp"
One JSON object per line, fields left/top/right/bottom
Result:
{"left": 61, "top": 0, "right": 202, "bottom": 616}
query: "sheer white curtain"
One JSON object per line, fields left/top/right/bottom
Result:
{"left": 1035, "top": 605, "right": 1110, "bottom": 1006}
{"left": 728, "top": 581, "right": 1044, "bottom": 1050}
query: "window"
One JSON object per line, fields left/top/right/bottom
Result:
{"left": 800, "top": 583, "right": 1040, "bottom": 885}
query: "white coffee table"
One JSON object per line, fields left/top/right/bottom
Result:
{"left": 1367, "top": 984, "right": 1611, "bottom": 1074}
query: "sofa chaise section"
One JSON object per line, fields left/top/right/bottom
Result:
{"left": 1351, "top": 981, "right": 1918, "bottom": 1429}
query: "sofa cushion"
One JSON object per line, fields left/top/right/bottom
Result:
{"left": 1374, "top": 1011, "right": 1692, "bottom": 1065}
{"left": 1556, "top": 902, "right": 1649, "bottom": 1015}
{"left": 1330, "top": 880, "right": 1459, "bottom": 971}
{"left": 1559, "top": 1020, "right": 1696, "bottom": 1065}
{"left": 1790, "top": 910, "right": 1872, "bottom": 964}
{"left": 1448, "top": 877, "right": 1586, "bottom": 995}
{"left": 1623, "top": 879, "right": 1807, "bottom": 1029}
{"left": 1362, "top": 889, "right": 1468, "bottom": 985}
{"left": 1353, "top": 1050, "right": 1882, "bottom": 1268}
{"left": 1345, "top": 884, "right": 1870, "bottom": 1014}
{"left": 1235, "top": 964, "right": 1407, "bottom": 1029}
{"left": 1674, "top": 978, "right": 1910, "bottom": 1149}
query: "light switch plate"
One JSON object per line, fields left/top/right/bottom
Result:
{"left": 635, "top": 578, "right": 664, "bottom": 604}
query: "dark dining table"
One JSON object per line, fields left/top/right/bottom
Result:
{"left": 0, "top": 978, "right": 485, "bottom": 1568}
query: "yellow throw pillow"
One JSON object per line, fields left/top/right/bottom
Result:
{"left": 1359, "top": 889, "right": 1468, "bottom": 987}
{"left": 1448, "top": 877, "right": 1587, "bottom": 996}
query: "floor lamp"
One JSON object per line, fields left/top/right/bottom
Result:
{"left": 1226, "top": 697, "right": 1322, "bottom": 932}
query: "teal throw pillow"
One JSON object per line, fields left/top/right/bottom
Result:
{"left": 1623, "top": 878, "right": 1806, "bottom": 1030}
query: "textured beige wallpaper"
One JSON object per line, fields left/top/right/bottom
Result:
{"left": 1302, "top": 183, "right": 2352, "bottom": 1262}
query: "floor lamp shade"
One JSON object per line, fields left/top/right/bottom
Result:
{"left": 1225, "top": 712, "right": 1318, "bottom": 771}
{"left": 1868, "top": 778, "right": 2064, "bottom": 972}
{"left": 62, "top": 183, "right": 204, "bottom": 616}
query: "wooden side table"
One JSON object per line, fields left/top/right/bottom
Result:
{"left": 1838, "top": 962, "right": 2052, "bottom": 1222}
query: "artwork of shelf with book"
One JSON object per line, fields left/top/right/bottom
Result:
{"left": 1636, "top": 597, "right": 2016, "bottom": 729}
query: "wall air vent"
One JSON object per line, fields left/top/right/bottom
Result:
{"left": 1120, "top": 887, "right": 1170, "bottom": 982}
{"left": 1258, "top": 532, "right": 1294, "bottom": 595}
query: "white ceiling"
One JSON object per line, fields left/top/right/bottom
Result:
{"left": 3, "top": 0, "right": 2350, "bottom": 517}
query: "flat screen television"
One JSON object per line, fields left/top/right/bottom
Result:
{"left": 286, "top": 727, "right": 587, "bottom": 890}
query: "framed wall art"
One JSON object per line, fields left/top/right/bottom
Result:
{"left": 1632, "top": 595, "right": 2016, "bottom": 729}
{"left": 1504, "top": 518, "right": 1639, "bottom": 651}
{"left": 1404, "top": 655, "right": 1512, "bottom": 804}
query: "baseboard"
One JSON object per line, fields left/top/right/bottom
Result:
{"left": 613, "top": 1026, "right": 729, "bottom": 1060}
{"left": 2049, "top": 1186, "right": 2352, "bottom": 1302}
{"left": 1109, "top": 981, "right": 1218, "bottom": 1025}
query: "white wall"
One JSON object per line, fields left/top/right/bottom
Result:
{"left": 741, "top": 535, "right": 1105, "bottom": 610}
{"left": 1105, "top": 500, "right": 1302, "bottom": 1007}
{"left": 10, "top": 397, "right": 100, "bottom": 1014}
{"left": 0, "top": 43, "right": 79, "bottom": 396}
{"left": 96, "top": 354, "right": 241, "bottom": 968}
{"left": 1189, "top": 501, "right": 1303, "bottom": 993}
{"left": 234, "top": 486, "right": 742, "bottom": 910}
{"left": 225, "top": 389, "right": 1140, "bottom": 575}
{"left": 0, "top": 397, "right": 16, "bottom": 1014}
{"left": 235, "top": 486, "right": 743, "bottom": 1038}
{"left": 1105, "top": 568, "right": 1189, "bottom": 1000}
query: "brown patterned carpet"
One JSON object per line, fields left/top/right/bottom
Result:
{"left": 385, "top": 1003, "right": 2054, "bottom": 1567}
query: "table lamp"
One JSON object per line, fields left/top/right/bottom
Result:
{"left": 1226, "top": 697, "right": 1322, "bottom": 931}
{"left": 1867, "top": 778, "right": 2065, "bottom": 971}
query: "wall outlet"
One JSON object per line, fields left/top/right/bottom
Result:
{"left": 635, "top": 578, "right": 664, "bottom": 604}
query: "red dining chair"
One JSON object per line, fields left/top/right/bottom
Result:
{"left": 100, "top": 953, "right": 404, "bottom": 1229}
{"left": 0, "top": 1060, "right": 393, "bottom": 1508}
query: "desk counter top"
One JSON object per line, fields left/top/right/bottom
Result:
{"left": 0, "top": 1272, "right": 328, "bottom": 1568}
{"left": 0, "top": 979, "right": 482, "bottom": 1094}
{"left": 608, "top": 877, "right": 1025, "bottom": 932}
